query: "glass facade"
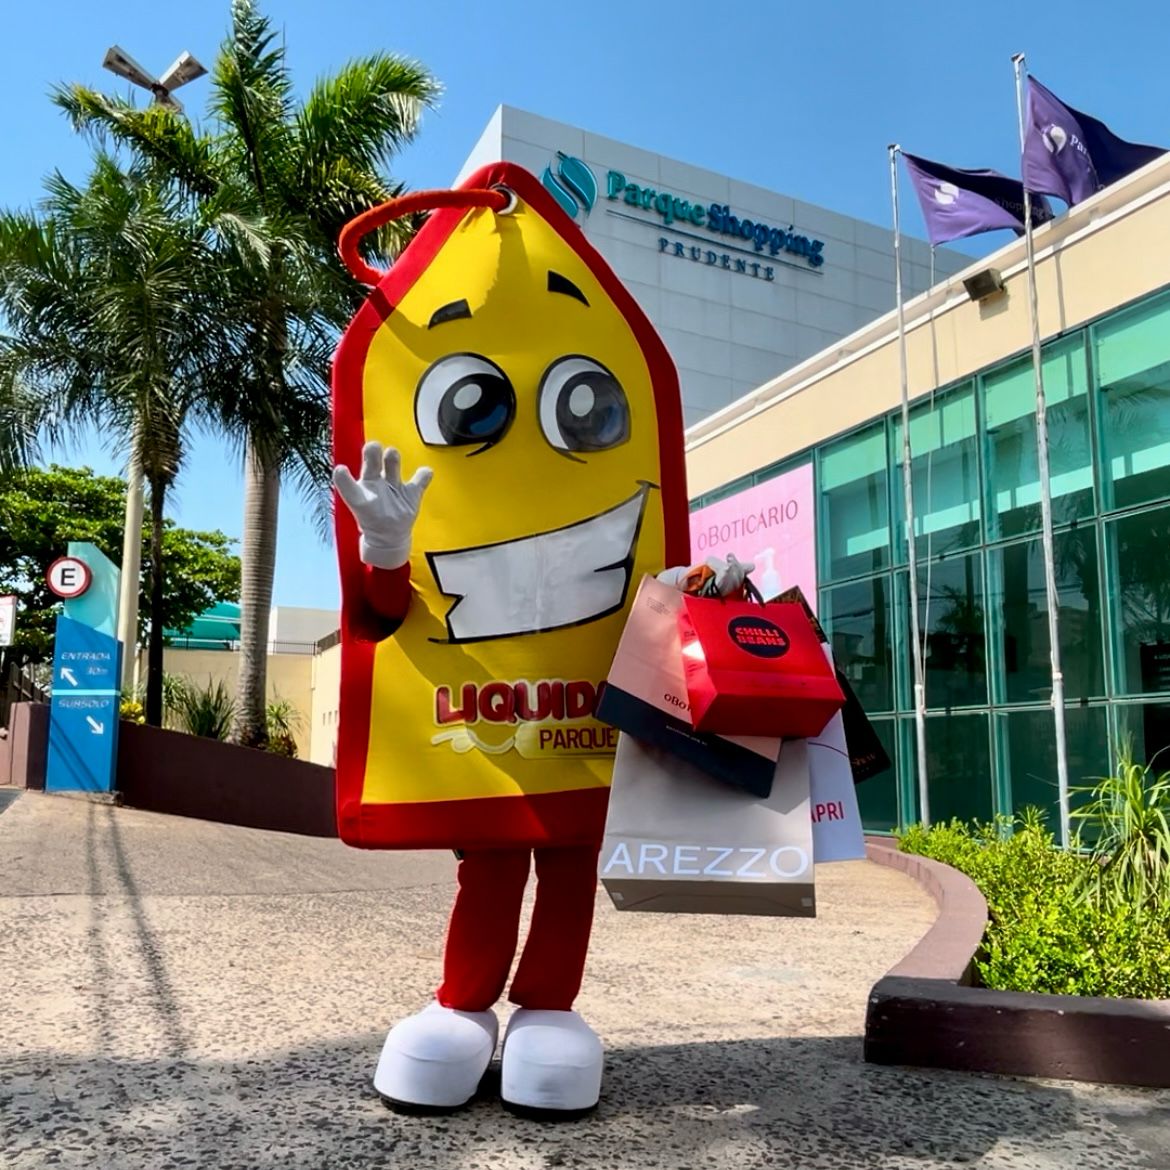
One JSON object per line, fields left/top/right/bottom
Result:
{"left": 693, "top": 286, "right": 1170, "bottom": 834}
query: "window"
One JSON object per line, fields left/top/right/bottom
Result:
{"left": 902, "top": 713, "right": 994, "bottom": 825}
{"left": 900, "top": 553, "right": 988, "bottom": 710}
{"left": 1106, "top": 505, "right": 1170, "bottom": 696}
{"left": 999, "top": 706, "right": 1110, "bottom": 826}
{"left": 820, "top": 576, "right": 893, "bottom": 713}
{"left": 983, "top": 338, "right": 1093, "bottom": 539}
{"left": 1114, "top": 701, "right": 1170, "bottom": 769}
{"left": 819, "top": 423, "right": 889, "bottom": 581}
{"left": 1096, "top": 294, "right": 1170, "bottom": 510}
{"left": 856, "top": 718, "right": 899, "bottom": 833}
{"left": 892, "top": 383, "right": 981, "bottom": 562}
{"left": 988, "top": 529, "right": 1104, "bottom": 704}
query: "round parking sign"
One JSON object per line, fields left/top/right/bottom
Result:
{"left": 46, "top": 556, "right": 92, "bottom": 600}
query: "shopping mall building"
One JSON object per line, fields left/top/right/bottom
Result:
{"left": 685, "top": 148, "right": 1170, "bottom": 833}
{"left": 302, "top": 111, "right": 1170, "bottom": 835}
{"left": 456, "top": 107, "right": 967, "bottom": 427}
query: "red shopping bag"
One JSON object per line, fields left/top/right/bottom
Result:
{"left": 677, "top": 595, "right": 844, "bottom": 738}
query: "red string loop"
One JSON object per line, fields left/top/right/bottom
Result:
{"left": 338, "top": 187, "right": 511, "bottom": 286}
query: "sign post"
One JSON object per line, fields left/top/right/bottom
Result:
{"left": 0, "top": 595, "right": 15, "bottom": 648}
{"left": 45, "top": 543, "right": 123, "bottom": 795}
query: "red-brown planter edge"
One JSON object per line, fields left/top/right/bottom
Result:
{"left": 863, "top": 835, "right": 1170, "bottom": 1089}
{"left": 117, "top": 721, "right": 337, "bottom": 838}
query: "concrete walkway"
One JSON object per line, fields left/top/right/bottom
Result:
{"left": 1, "top": 790, "right": 1167, "bottom": 1169}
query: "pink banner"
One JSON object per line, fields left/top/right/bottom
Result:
{"left": 689, "top": 464, "right": 817, "bottom": 611}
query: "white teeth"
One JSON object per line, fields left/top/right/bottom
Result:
{"left": 428, "top": 488, "right": 648, "bottom": 643}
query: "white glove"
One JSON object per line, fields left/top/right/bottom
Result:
{"left": 332, "top": 441, "right": 433, "bottom": 570}
{"left": 710, "top": 553, "right": 755, "bottom": 597}
{"left": 656, "top": 565, "right": 690, "bottom": 590}
{"left": 657, "top": 554, "right": 756, "bottom": 596}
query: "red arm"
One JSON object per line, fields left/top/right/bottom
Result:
{"left": 364, "top": 562, "right": 412, "bottom": 620}
{"left": 344, "top": 562, "right": 412, "bottom": 642}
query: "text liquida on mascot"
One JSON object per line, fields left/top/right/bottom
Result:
{"left": 434, "top": 679, "right": 618, "bottom": 754}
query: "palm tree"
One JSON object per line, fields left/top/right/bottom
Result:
{"left": 0, "top": 377, "right": 45, "bottom": 479}
{"left": 57, "top": 0, "right": 439, "bottom": 746}
{"left": 0, "top": 157, "right": 230, "bottom": 725}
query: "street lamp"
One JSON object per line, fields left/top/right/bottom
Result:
{"left": 101, "top": 44, "right": 207, "bottom": 690}
{"left": 101, "top": 45, "right": 207, "bottom": 114}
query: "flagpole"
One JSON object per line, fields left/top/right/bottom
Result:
{"left": 1012, "top": 53, "right": 1072, "bottom": 849}
{"left": 889, "top": 144, "right": 930, "bottom": 827}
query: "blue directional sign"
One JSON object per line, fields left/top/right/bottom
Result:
{"left": 45, "top": 616, "right": 123, "bottom": 794}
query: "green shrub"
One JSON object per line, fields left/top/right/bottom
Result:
{"left": 174, "top": 677, "right": 236, "bottom": 740}
{"left": 897, "top": 810, "right": 1170, "bottom": 999}
{"left": 265, "top": 732, "right": 298, "bottom": 758}
{"left": 124, "top": 672, "right": 192, "bottom": 730}
{"left": 119, "top": 699, "right": 145, "bottom": 724}
{"left": 1071, "top": 745, "right": 1170, "bottom": 915}
{"left": 265, "top": 697, "right": 303, "bottom": 758}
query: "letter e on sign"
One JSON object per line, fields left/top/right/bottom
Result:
{"left": 46, "top": 557, "right": 92, "bottom": 600}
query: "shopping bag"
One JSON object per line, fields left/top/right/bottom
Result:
{"left": 677, "top": 594, "right": 844, "bottom": 738}
{"left": 806, "top": 651, "right": 867, "bottom": 862}
{"left": 596, "top": 575, "right": 781, "bottom": 798}
{"left": 772, "top": 585, "right": 892, "bottom": 784}
{"left": 599, "top": 733, "right": 815, "bottom": 916}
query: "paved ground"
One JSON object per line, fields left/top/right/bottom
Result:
{"left": 1, "top": 791, "right": 1168, "bottom": 1169}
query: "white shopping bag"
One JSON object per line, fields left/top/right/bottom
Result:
{"left": 601, "top": 734, "right": 816, "bottom": 917}
{"left": 806, "top": 646, "right": 866, "bottom": 862}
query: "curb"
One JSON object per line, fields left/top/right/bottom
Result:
{"left": 863, "top": 836, "right": 1170, "bottom": 1089}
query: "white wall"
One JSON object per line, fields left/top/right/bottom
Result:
{"left": 267, "top": 606, "right": 339, "bottom": 654}
{"left": 309, "top": 641, "right": 341, "bottom": 768}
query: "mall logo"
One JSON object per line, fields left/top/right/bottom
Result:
{"left": 1042, "top": 124, "right": 1069, "bottom": 154}
{"left": 933, "top": 181, "right": 960, "bottom": 206}
{"left": 542, "top": 152, "right": 597, "bottom": 220}
{"left": 542, "top": 149, "right": 826, "bottom": 273}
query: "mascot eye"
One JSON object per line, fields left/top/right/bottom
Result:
{"left": 415, "top": 353, "right": 516, "bottom": 449}
{"left": 538, "top": 356, "right": 630, "bottom": 454}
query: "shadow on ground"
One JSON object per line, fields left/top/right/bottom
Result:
{"left": 5, "top": 795, "right": 1168, "bottom": 1169}
{"left": 5, "top": 1029, "right": 1157, "bottom": 1170}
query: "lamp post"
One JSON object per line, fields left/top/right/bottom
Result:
{"left": 101, "top": 44, "right": 206, "bottom": 689}
{"left": 101, "top": 46, "right": 207, "bottom": 113}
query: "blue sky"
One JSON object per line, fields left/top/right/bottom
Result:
{"left": 2, "top": 0, "right": 1165, "bottom": 612}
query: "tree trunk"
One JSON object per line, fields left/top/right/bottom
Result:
{"left": 145, "top": 478, "right": 167, "bottom": 727}
{"left": 230, "top": 438, "right": 280, "bottom": 748}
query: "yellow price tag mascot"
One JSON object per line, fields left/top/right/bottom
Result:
{"left": 332, "top": 163, "right": 749, "bottom": 1117}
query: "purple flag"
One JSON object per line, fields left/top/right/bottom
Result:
{"left": 1023, "top": 76, "right": 1166, "bottom": 205}
{"left": 901, "top": 153, "right": 1053, "bottom": 246}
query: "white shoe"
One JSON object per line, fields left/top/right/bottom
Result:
{"left": 500, "top": 1009, "right": 603, "bottom": 1117}
{"left": 373, "top": 1002, "right": 498, "bottom": 1111}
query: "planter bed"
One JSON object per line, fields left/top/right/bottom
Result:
{"left": 863, "top": 836, "right": 1170, "bottom": 1089}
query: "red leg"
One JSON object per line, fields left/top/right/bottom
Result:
{"left": 508, "top": 844, "right": 600, "bottom": 1011}
{"left": 437, "top": 848, "right": 531, "bottom": 1011}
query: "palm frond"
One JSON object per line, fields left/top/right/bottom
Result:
{"left": 0, "top": 368, "right": 47, "bottom": 476}
{"left": 295, "top": 54, "right": 440, "bottom": 177}
{"left": 211, "top": 0, "right": 294, "bottom": 205}
{"left": 52, "top": 86, "right": 225, "bottom": 199}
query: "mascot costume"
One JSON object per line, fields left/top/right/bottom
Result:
{"left": 331, "top": 162, "right": 749, "bottom": 1117}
